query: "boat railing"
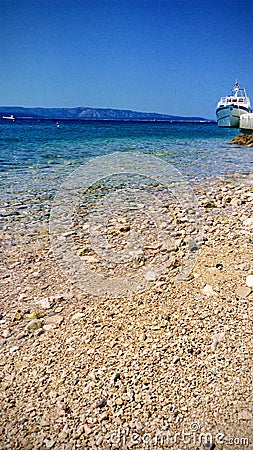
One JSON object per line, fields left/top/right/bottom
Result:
{"left": 219, "top": 96, "right": 250, "bottom": 105}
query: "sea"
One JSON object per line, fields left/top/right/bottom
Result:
{"left": 1, "top": 120, "right": 253, "bottom": 249}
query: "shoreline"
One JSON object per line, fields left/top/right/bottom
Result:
{"left": 1, "top": 174, "right": 253, "bottom": 449}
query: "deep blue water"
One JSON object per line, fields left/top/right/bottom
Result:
{"left": 1, "top": 120, "right": 252, "bottom": 205}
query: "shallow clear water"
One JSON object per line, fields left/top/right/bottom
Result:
{"left": 1, "top": 121, "right": 252, "bottom": 178}
{"left": 0, "top": 120, "right": 252, "bottom": 236}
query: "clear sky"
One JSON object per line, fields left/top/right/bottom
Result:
{"left": 1, "top": 0, "right": 253, "bottom": 119}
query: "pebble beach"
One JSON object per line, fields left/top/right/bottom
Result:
{"left": 2, "top": 0, "right": 253, "bottom": 446}
{"left": 1, "top": 169, "right": 253, "bottom": 449}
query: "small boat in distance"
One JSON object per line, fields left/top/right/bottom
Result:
{"left": 216, "top": 81, "right": 251, "bottom": 127}
{"left": 2, "top": 114, "right": 15, "bottom": 121}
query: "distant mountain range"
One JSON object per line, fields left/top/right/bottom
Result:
{"left": 0, "top": 106, "right": 212, "bottom": 122}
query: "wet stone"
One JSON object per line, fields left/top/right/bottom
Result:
{"left": 25, "top": 319, "right": 43, "bottom": 332}
{"left": 96, "top": 398, "right": 107, "bottom": 409}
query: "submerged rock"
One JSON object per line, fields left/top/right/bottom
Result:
{"left": 25, "top": 319, "right": 43, "bottom": 332}
{"left": 231, "top": 133, "right": 253, "bottom": 146}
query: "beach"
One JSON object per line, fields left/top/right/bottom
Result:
{"left": 2, "top": 0, "right": 253, "bottom": 445}
{"left": 1, "top": 170, "right": 253, "bottom": 449}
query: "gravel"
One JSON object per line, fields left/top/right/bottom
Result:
{"left": 0, "top": 174, "right": 253, "bottom": 449}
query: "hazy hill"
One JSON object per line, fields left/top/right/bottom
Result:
{"left": 0, "top": 106, "right": 211, "bottom": 122}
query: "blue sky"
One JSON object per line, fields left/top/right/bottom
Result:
{"left": 1, "top": 0, "right": 253, "bottom": 119}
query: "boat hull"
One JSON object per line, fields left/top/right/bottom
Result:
{"left": 216, "top": 105, "right": 251, "bottom": 128}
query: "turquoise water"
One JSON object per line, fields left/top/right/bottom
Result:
{"left": 1, "top": 120, "right": 252, "bottom": 240}
{"left": 1, "top": 121, "right": 252, "bottom": 178}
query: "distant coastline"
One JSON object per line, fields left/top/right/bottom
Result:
{"left": 0, "top": 105, "right": 213, "bottom": 122}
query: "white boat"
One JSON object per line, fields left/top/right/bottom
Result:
{"left": 2, "top": 114, "right": 15, "bottom": 121}
{"left": 240, "top": 113, "right": 253, "bottom": 133}
{"left": 216, "top": 82, "right": 251, "bottom": 127}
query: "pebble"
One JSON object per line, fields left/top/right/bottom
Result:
{"left": 211, "top": 332, "right": 226, "bottom": 351}
{"left": 119, "top": 224, "right": 130, "bottom": 232}
{"left": 25, "top": 319, "right": 43, "bottom": 332}
{"left": 43, "top": 324, "right": 57, "bottom": 331}
{"left": 16, "top": 331, "right": 28, "bottom": 340}
{"left": 204, "top": 444, "right": 215, "bottom": 450}
{"left": 2, "top": 329, "right": 11, "bottom": 338}
{"left": 13, "top": 311, "right": 23, "bottom": 320}
{"left": 235, "top": 286, "right": 251, "bottom": 298}
{"left": 20, "top": 418, "right": 28, "bottom": 425}
{"left": 243, "top": 217, "right": 253, "bottom": 227}
{"left": 238, "top": 410, "right": 252, "bottom": 420}
{"left": 202, "top": 284, "right": 217, "bottom": 297}
{"left": 96, "top": 436, "right": 103, "bottom": 446}
{"left": 58, "top": 431, "right": 69, "bottom": 441}
{"left": 246, "top": 274, "right": 253, "bottom": 288}
{"left": 54, "top": 306, "right": 63, "bottom": 313}
{"left": 135, "top": 421, "right": 143, "bottom": 430}
{"left": 96, "top": 398, "right": 107, "bottom": 409}
{"left": 83, "top": 424, "right": 92, "bottom": 435}
{"left": 100, "top": 411, "right": 109, "bottom": 421}
{"left": 44, "top": 439, "right": 55, "bottom": 448}
{"left": 110, "top": 372, "right": 121, "bottom": 384}
{"left": 9, "top": 346, "right": 20, "bottom": 353}
{"left": 172, "top": 356, "right": 180, "bottom": 364}
{"left": 115, "top": 397, "right": 123, "bottom": 406}
{"left": 230, "top": 197, "right": 241, "bottom": 206}
{"left": 71, "top": 312, "right": 86, "bottom": 321}
{"left": 81, "top": 255, "right": 100, "bottom": 263}
{"left": 44, "top": 315, "right": 63, "bottom": 326}
{"left": 237, "top": 262, "right": 250, "bottom": 271}
{"left": 37, "top": 297, "right": 51, "bottom": 309}
{"left": 144, "top": 271, "right": 158, "bottom": 282}
{"left": 73, "top": 424, "right": 84, "bottom": 438}
{"left": 26, "top": 311, "right": 44, "bottom": 320}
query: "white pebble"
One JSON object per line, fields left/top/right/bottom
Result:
{"left": 246, "top": 275, "right": 253, "bottom": 288}
{"left": 202, "top": 284, "right": 217, "bottom": 297}
{"left": 9, "top": 346, "right": 20, "bottom": 353}
{"left": 44, "top": 439, "right": 55, "bottom": 448}
{"left": 243, "top": 217, "right": 253, "bottom": 227}
{"left": 144, "top": 271, "right": 157, "bottom": 282}
{"left": 71, "top": 312, "right": 86, "bottom": 321}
